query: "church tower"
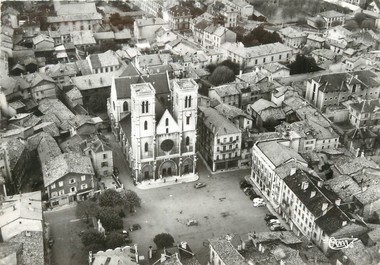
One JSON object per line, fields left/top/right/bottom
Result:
{"left": 172, "top": 79, "right": 198, "bottom": 175}
{"left": 131, "top": 83, "right": 156, "bottom": 179}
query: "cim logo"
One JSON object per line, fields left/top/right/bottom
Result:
{"left": 327, "top": 237, "right": 359, "bottom": 250}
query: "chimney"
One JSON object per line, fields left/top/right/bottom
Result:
{"left": 290, "top": 168, "right": 297, "bottom": 176}
{"left": 342, "top": 220, "right": 348, "bottom": 226}
{"left": 322, "top": 202, "right": 328, "bottom": 211}
{"left": 310, "top": 190, "right": 316, "bottom": 198}
{"left": 335, "top": 199, "right": 341, "bottom": 206}
{"left": 301, "top": 181, "right": 309, "bottom": 190}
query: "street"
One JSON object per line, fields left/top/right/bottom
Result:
{"left": 44, "top": 206, "right": 88, "bottom": 265}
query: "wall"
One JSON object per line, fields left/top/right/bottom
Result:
{"left": 2, "top": 219, "right": 43, "bottom": 241}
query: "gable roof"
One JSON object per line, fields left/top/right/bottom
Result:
{"left": 199, "top": 107, "right": 241, "bottom": 136}
{"left": 256, "top": 141, "right": 306, "bottom": 167}
{"left": 42, "top": 153, "right": 94, "bottom": 187}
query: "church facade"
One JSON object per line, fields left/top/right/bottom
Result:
{"left": 109, "top": 73, "right": 198, "bottom": 183}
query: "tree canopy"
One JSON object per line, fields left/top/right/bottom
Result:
{"left": 99, "top": 189, "right": 124, "bottom": 208}
{"left": 105, "top": 232, "right": 125, "bottom": 249}
{"left": 153, "top": 233, "right": 175, "bottom": 249}
{"left": 76, "top": 199, "right": 99, "bottom": 223}
{"left": 288, "top": 54, "right": 321, "bottom": 75}
{"left": 209, "top": 66, "right": 235, "bottom": 86}
{"left": 122, "top": 190, "right": 142, "bottom": 213}
{"left": 97, "top": 207, "right": 123, "bottom": 231}
{"left": 242, "top": 25, "right": 282, "bottom": 47}
{"left": 81, "top": 230, "right": 105, "bottom": 251}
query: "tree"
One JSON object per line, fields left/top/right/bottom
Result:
{"left": 87, "top": 91, "right": 109, "bottom": 113}
{"left": 122, "top": 190, "right": 142, "bottom": 213}
{"left": 99, "top": 189, "right": 124, "bottom": 208}
{"left": 81, "top": 230, "right": 105, "bottom": 247}
{"left": 153, "top": 233, "right": 175, "bottom": 249}
{"left": 288, "top": 54, "right": 321, "bottom": 75}
{"left": 354, "top": 12, "right": 367, "bottom": 26}
{"left": 220, "top": 60, "right": 240, "bottom": 75}
{"left": 331, "top": 20, "right": 342, "bottom": 27}
{"left": 105, "top": 232, "right": 125, "bottom": 249}
{"left": 315, "top": 19, "right": 325, "bottom": 30}
{"left": 361, "top": 19, "right": 375, "bottom": 29}
{"left": 97, "top": 207, "right": 123, "bottom": 231}
{"left": 76, "top": 199, "right": 99, "bottom": 223}
{"left": 345, "top": 20, "right": 359, "bottom": 31}
{"left": 209, "top": 66, "right": 235, "bottom": 86}
{"left": 206, "top": 63, "right": 217, "bottom": 74}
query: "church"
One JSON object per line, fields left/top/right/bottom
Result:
{"left": 108, "top": 65, "right": 198, "bottom": 183}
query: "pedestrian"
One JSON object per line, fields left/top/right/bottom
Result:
{"left": 164, "top": 179, "right": 166, "bottom": 183}
{"left": 180, "top": 210, "right": 182, "bottom": 214}
{"left": 175, "top": 178, "right": 178, "bottom": 183}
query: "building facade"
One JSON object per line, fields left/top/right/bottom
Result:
{"left": 168, "top": 5, "right": 191, "bottom": 31}
{"left": 129, "top": 79, "right": 198, "bottom": 182}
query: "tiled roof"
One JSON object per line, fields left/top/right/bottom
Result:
{"left": 320, "top": 10, "right": 345, "bottom": 18}
{"left": 169, "top": 5, "right": 191, "bottom": 16}
{"left": 135, "top": 17, "right": 166, "bottom": 27}
{"left": 279, "top": 27, "right": 307, "bottom": 38}
{"left": 71, "top": 30, "right": 96, "bottom": 46}
{"left": 71, "top": 72, "right": 114, "bottom": 90}
{"left": 38, "top": 99, "right": 75, "bottom": 126}
{"left": 325, "top": 174, "right": 361, "bottom": 200}
{"left": 88, "top": 50, "right": 120, "bottom": 69}
{"left": 349, "top": 99, "right": 380, "bottom": 113}
{"left": 42, "top": 153, "right": 94, "bottom": 187}
{"left": 222, "top": 42, "right": 292, "bottom": 59}
{"left": 315, "top": 207, "right": 354, "bottom": 236}
{"left": 284, "top": 169, "right": 339, "bottom": 217}
{"left": 59, "top": 134, "right": 85, "bottom": 154}
{"left": 199, "top": 107, "right": 241, "bottom": 136}
{"left": 209, "top": 238, "right": 246, "bottom": 265}
{"left": 37, "top": 133, "right": 62, "bottom": 166}
{"left": 307, "top": 34, "right": 325, "bottom": 42}
{"left": 215, "top": 103, "right": 252, "bottom": 120}
{"left": 250, "top": 98, "right": 277, "bottom": 113}
{"left": 8, "top": 231, "right": 44, "bottom": 265}
{"left": 250, "top": 231, "right": 302, "bottom": 245}
{"left": 311, "top": 49, "right": 336, "bottom": 60}
{"left": 46, "top": 62, "right": 78, "bottom": 78}
{"left": 257, "top": 141, "right": 306, "bottom": 167}
{"left": 66, "top": 87, "right": 82, "bottom": 101}
{"left": 0, "top": 138, "right": 26, "bottom": 171}
{"left": 334, "top": 156, "right": 379, "bottom": 175}
{"left": 211, "top": 83, "right": 241, "bottom": 97}
{"left": 32, "top": 34, "right": 54, "bottom": 45}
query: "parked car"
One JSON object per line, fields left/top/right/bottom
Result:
{"left": 266, "top": 219, "right": 281, "bottom": 226}
{"left": 250, "top": 193, "right": 261, "bottom": 200}
{"left": 245, "top": 188, "right": 255, "bottom": 196}
{"left": 113, "top": 167, "right": 119, "bottom": 176}
{"left": 264, "top": 214, "right": 278, "bottom": 222}
{"left": 186, "top": 219, "right": 198, "bottom": 226}
{"left": 270, "top": 224, "right": 286, "bottom": 231}
{"left": 129, "top": 224, "right": 141, "bottom": 231}
{"left": 253, "top": 197, "right": 264, "bottom": 203}
{"left": 253, "top": 200, "right": 266, "bottom": 207}
{"left": 48, "top": 238, "right": 54, "bottom": 248}
{"left": 194, "top": 182, "right": 207, "bottom": 189}
{"left": 240, "top": 180, "right": 252, "bottom": 189}
{"left": 123, "top": 237, "right": 132, "bottom": 244}
{"left": 120, "top": 230, "right": 129, "bottom": 237}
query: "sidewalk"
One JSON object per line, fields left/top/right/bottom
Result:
{"left": 137, "top": 173, "right": 199, "bottom": 190}
{"left": 197, "top": 152, "right": 250, "bottom": 175}
{"left": 44, "top": 202, "right": 77, "bottom": 213}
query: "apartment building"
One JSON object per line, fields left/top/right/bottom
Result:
{"left": 209, "top": 82, "right": 241, "bottom": 107}
{"left": 305, "top": 70, "right": 380, "bottom": 112}
{"left": 347, "top": 99, "right": 380, "bottom": 128}
{"left": 86, "top": 50, "right": 121, "bottom": 74}
{"left": 168, "top": 4, "right": 192, "bottom": 31}
{"left": 202, "top": 25, "right": 237, "bottom": 49}
{"left": 278, "top": 27, "right": 307, "bottom": 48}
{"left": 198, "top": 107, "right": 242, "bottom": 172}
{"left": 220, "top": 0, "right": 254, "bottom": 18}
{"left": 221, "top": 42, "right": 292, "bottom": 70}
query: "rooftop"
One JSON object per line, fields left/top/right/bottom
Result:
{"left": 42, "top": 153, "right": 94, "bottom": 187}
{"left": 349, "top": 99, "right": 380, "bottom": 113}
{"left": 222, "top": 42, "right": 292, "bottom": 59}
{"left": 256, "top": 140, "right": 306, "bottom": 167}
{"left": 88, "top": 50, "right": 120, "bottom": 69}
{"left": 208, "top": 238, "right": 246, "bottom": 265}
{"left": 199, "top": 107, "right": 241, "bottom": 136}
{"left": 278, "top": 27, "right": 307, "bottom": 39}
{"left": 210, "top": 82, "right": 241, "bottom": 97}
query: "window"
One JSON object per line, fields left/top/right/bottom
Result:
{"left": 103, "top": 154, "right": 107, "bottom": 159}
{"left": 70, "top": 186, "right": 77, "bottom": 193}
{"left": 144, "top": 121, "right": 148, "bottom": 130}
{"left": 186, "top": 136, "right": 190, "bottom": 146}
{"left": 81, "top": 175, "right": 86, "bottom": 181}
{"left": 230, "top": 137, "right": 233, "bottom": 142}
{"left": 69, "top": 178, "right": 75, "bottom": 184}
{"left": 123, "top": 101, "right": 128, "bottom": 112}
{"left": 263, "top": 58, "right": 266, "bottom": 63}
{"left": 81, "top": 183, "right": 88, "bottom": 190}
{"left": 165, "top": 118, "right": 169, "bottom": 126}
{"left": 186, "top": 116, "right": 190, "bottom": 125}
{"left": 51, "top": 191, "right": 57, "bottom": 197}
{"left": 101, "top": 162, "right": 108, "bottom": 167}
{"left": 58, "top": 189, "right": 64, "bottom": 195}
{"left": 144, "top": 142, "right": 148, "bottom": 152}
{"left": 59, "top": 181, "right": 63, "bottom": 187}
{"left": 216, "top": 155, "right": 219, "bottom": 160}
{"left": 51, "top": 183, "right": 56, "bottom": 189}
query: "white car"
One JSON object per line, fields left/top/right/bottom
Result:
{"left": 267, "top": 219, "right": 281, "bottom": 226}
{"left": 253, "top": 201, "right": 266, "bottom": 207}
{"left": 252, "top": 197, "right": 264, "bottom": 203}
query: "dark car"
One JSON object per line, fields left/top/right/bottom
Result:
{"left": 240, "top": 180, "right": 252, "bottom": 189}
{"left": 120, "top": 230, "right": 129, "bottom": 237}
{"left": 123, "top": 237, "right": 133, "bottom": 244}
{"left": 194, "top": 182, "right": 207, "bottom": 189}
{"left": 264, "top": 214, "right": 278, "bottom": 222}
{"left": 113, "top": 167, "right": 119, "bottom": 176}
{"left": 129, "top": 224, "right": 141, "bottom": 231}
{"left": 250, "top": 194, "right": 261, "bottom": 200}
{"left": 245, "top": 188, "right": 256, "bottom": 196}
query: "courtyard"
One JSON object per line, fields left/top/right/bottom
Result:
{"left": 122, "top": 163, "right": 273, "bottom": 265}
